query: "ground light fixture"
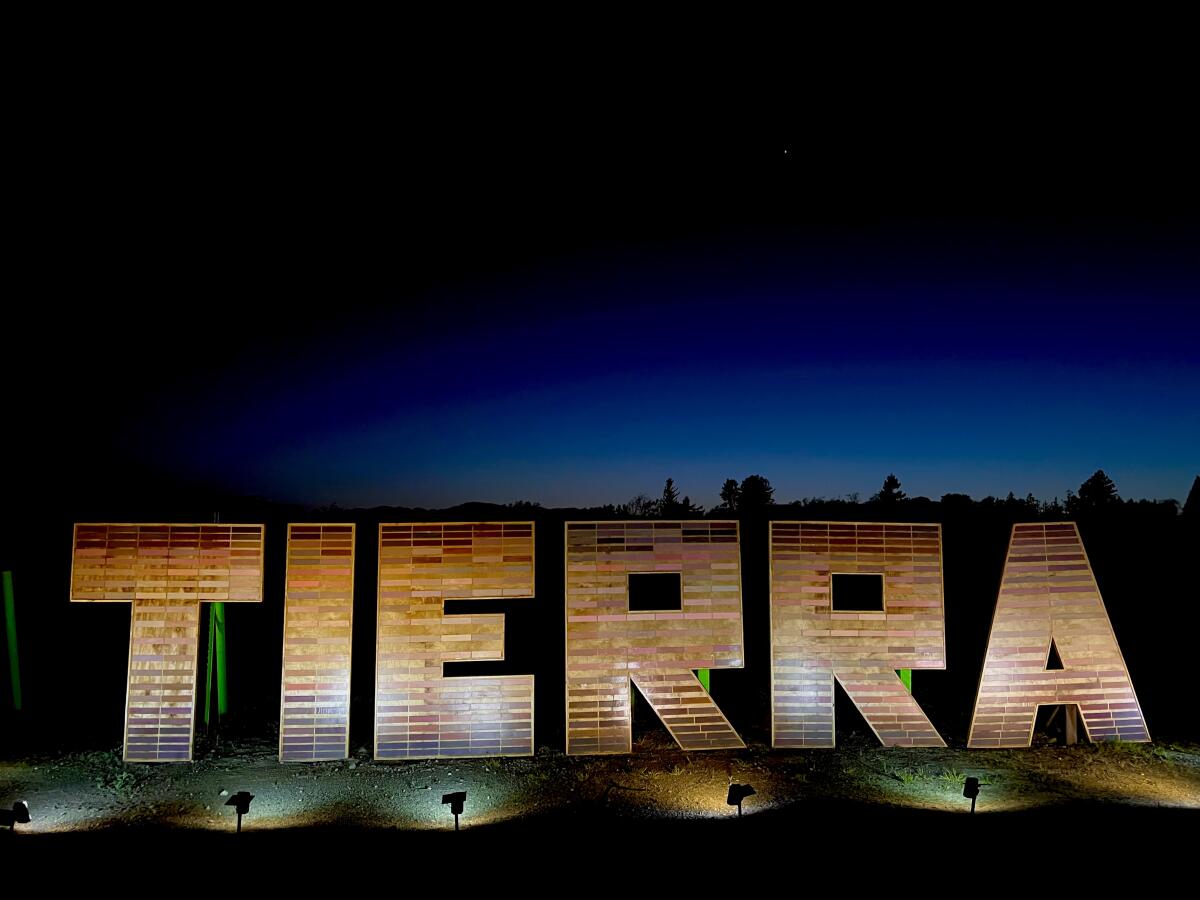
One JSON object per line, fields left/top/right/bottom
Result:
{"left": 963, "top": 777, "right": 981, "bottom": 813}
{"left": 1, "top": 801, "right": 30, "bottom": 831}
{"left": 726, "top": 784, "right": 756, "bottom": 816}
{"left": 225, "top": 791, "right": 254, "bottom": 833}
{"left": 442, "top": 791, "right": 466, "bottom": 831}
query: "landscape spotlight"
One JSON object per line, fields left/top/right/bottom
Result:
{"left": 963, "top": 777, "right": 981, "bottom": 814}
{"left": 225, "top": 791, "right": 254, "bottom": 833}
{"left": 1, "top": 801, "right": 31, "bottom": 831}
{"left": 726, "top": 784, "right": 756, "bottom": 817}
{"left": 442, "top": 791, "right": 467, "bottom": 831}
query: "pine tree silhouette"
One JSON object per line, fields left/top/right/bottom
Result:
{"left": 873, "top": 473, "right": 906, "bottom": 503}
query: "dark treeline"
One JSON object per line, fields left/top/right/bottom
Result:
{"left": 1, "top": 470, "right": 1197, "bottom": 753}
{"left": 612, "top": 469, "right": 1188, "bottom": 522}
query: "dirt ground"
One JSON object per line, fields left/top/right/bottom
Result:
{"left": 3, "top": 728, "right": 1198, "bottom": 836}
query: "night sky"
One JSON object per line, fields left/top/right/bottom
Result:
{"left": 13, "top": 97, "right": 1198, "bottom": 512}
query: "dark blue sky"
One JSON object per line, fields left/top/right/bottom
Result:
{"left": 16, "top": 111, "right": 1199, "bottom": 510}
{"left": 69, "top": 225, "right": 1196, "bottom": 510}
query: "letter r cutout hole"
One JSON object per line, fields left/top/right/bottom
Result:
{"left": 628, "top": 572, "right": 682, "bottom": 611}
{"left": 831, "top": 573, "right": 884, "bottom": 611}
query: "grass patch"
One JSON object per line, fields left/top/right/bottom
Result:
{"left": 937, "top": 767, "right": 966, "bottom": 786}
{"left": 880, "top": 761, "right": 933, "bottom": 785}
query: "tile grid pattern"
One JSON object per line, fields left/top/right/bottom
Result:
{"left": 280, "top": 524, "right": 355, "bottom": 762}
{"left": 771, "top": 522, "right": 946, "bottom": 748}
{"left": 376, "top": 522, "right": 535, "bottom": 759}
{"left": 70, "top": 524, "right": 265, "bottom": 762}
{"left": 968, "top": 522, "right": 1149, "bottom": 746}
{"left": 565, "top": 521, "right": 744, "bottom": 755}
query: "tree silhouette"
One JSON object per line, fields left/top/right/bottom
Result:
{"left": 873, "top": 473, "right": 906, "bottom": 503}
{"left": 621, "top": 493, "right": 660, "bottom": 517}
{"left": 661, "top": 478, "right": 681, "bottom": 516}
{"left": 619, "top": 479, "right": 704, "bottom": 518}
{"left": 940, "top": 492, "right": 973, "bottom": 508}
{"left": 1040, "top": 496, "right": 1065, "bottom": 516}
{"left": 1080, "top": 469, "right": 1119, "bottom": 504}
{"left": 1066, "top": 469, "right": 1120, "bottom": 515}
{"left": 739, "top": 475, "right": 775, "bottom": 510}
{"left": 718, "top": 478, "right": 741, "bottom": 511}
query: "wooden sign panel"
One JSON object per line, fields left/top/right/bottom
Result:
{"left": 279, "top": 524, "right": 355, "bottom": 762}
{"left": 565, "top": 521, "right": 744, "bottom": 755}
{"left": 375, "top": 522, "right": 535, "bottom": 759}
{"left": 770, "top": 522, "right": 946, "bottom": 748}
{"left": 71, "top": 524, "right": 265, "bottom": 762}
{"left": 968, "top": 522, "right": 1149, "bottom": 746}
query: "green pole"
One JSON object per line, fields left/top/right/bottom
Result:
{"left": 204, "top": 602, "right": 229, "bottom": 726}
{"left": 205, "top": 604, "right": 215, "bottom": 727}
{"left": 3, "top": 571, "right": 22, "bottom": 711}
{"left": 695, "top": 668, "right": 710, "bottom": 692}
{"left": 214, "top": 602, "right": 228, "bottom": 718}
{"left": 897, "top": 669, "right": 912, "bottom": 693}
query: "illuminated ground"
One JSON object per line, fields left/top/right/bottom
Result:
{"left": 3, "top": 730, "right": 1198, "bottom": 837}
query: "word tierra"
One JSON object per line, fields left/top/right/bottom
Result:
{"left": 68, "top": 520, "right": 1149, "bottom": 763}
